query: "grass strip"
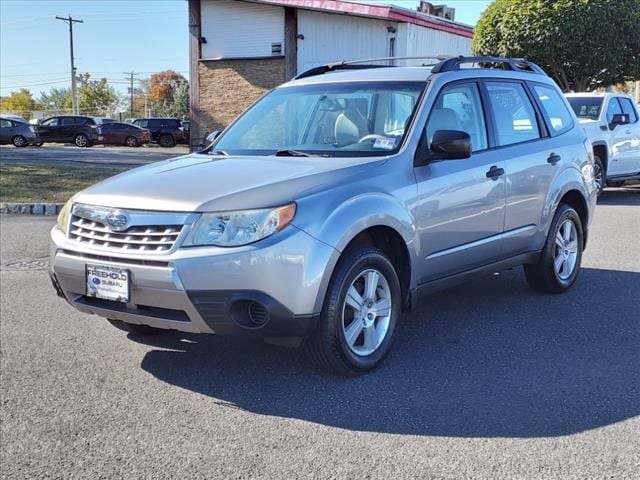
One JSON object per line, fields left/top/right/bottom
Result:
{"left": 0, "top": 164, "right": 126, "bottom": 203}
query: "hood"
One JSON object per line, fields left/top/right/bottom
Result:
{"left": 75, "top": 153, "right": 384, "bottom": 212}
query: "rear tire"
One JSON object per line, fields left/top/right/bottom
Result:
{"left": 524, "top": 204, "right": 583, "bottom": 293}
{"left": 12, "top": 135, "right": 27, "bottom": 147}
{"left": 593, "top": 156, "right": 605, "bottom": 196}
{"left": 305, "top": 246, "right": 401, "bottom": 375}
{"left": 159, "top": 134, "right": 175, "bottom": 148}
{"left": 74, "top": 133, "right": 90, "bottom": 148}
{"left": 124, "top": 136, "right": 139, "bottom": 147}
{"left": 107, "top": 319, "right": 164, "bottom": 335}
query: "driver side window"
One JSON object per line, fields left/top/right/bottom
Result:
{"left": 425, "top": 83, "right": 488, "bottom": 152}
{"left": 606, "top": 98, "right": 622, "bottom": 124}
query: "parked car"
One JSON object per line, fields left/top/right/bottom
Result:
{"left": 49, "top": 56, "right": 597, "bottom": 374}
{"left": 132, "top": 117, "right": 184, "bottom": 147}
{"left": 182, "top": 119, "right": 190, "bottom": 145}
{"left": 2, "top": 114, "right": 28, "bottom": 123}
{"left": 93, "top": 117, "right": 117, "bottom": 125}
{"left": 566, "top": 92, "right": 640, "bottom": 193}
{"left": 35, "top": 115, "right": 99, "bottom": 147}
{"left": 97, "top": 122, "right": 151, "bottom": 147}
{"left": 0, "top": 117, "right": 39, "bottom": 147}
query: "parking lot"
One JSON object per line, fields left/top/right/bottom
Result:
{"left": 1, "top": 187, "right": 638, "bottom": 479}
{"left": 0, "top": 143, "right": 191, "bottom": 169}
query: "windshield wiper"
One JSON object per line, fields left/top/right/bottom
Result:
{"left": 274, "top": 149, "right": 312, "bottom": 157}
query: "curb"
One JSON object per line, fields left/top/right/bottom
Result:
{"left": 0, "top": 203, "right": 63, "bottom": 215}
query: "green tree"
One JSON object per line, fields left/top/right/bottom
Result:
{"left": 76, "top": 73, "right": 119, "bottom": 115}
{"left": 166, "top": 82, "right": 189, "bottom": 118}
{"left": 0, "top": 89, "right": 39, "bottom": 117}
{"left": 38, "top": 87, "right": 72, "bottom": 112}
{"left": 473, "top": 0, "right": 640, "bottom": 92}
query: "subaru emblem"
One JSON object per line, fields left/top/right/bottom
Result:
{"left": 105, "top": 211, "right": 129, "bottom": 231}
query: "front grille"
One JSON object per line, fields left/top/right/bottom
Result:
{"left": 69, "top": 215, "right": 184, "bottom": 253}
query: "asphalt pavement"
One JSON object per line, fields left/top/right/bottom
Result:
{"left": 1, "top": 188, "right": 639, "bottom": 479}
{"left": 0, "top": 144, "right": 191, "bottom": 168}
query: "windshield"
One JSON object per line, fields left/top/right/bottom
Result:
{"left": 567, "top": 97, "right": 603, "bottom": 120}
{"left": 212, "top": 81, "right": 425, "bottom": 157}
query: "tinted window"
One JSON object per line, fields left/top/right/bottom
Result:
{"left": 532, "top": 84, "right": 573, "bottom": 135}
{"left": 60, "top": 117, "right": 76, "bottom": 126}
{"left": 619, "top": 98, "right": 638, "bottom": 123}
{"left": 486, "top": 82, "right": 540, "bottom": 146}
{"left": 606, "top": 98, "right": 623, "bottom": 124}
{"left": 148, "top": 120, "right": 161, "bottom": 129}
{"left": 426, "top": 83, "right": 487, "bottom": 152}
{"left": 134, "top": 119, "right": 148, "bottom": 128}
{"left": 41, "top": 117, "right": 58, "bottom": 127}
{"left": 80, "top": 117, "right": 96, "bottom": 125}
{"left": 567, "top": 97, "right": 603, "bottom": 120}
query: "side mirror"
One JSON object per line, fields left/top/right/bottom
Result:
{"left": 206, "top": 130, "right": 220, "bottom": 145}
{"left": 610, "top": 113, "right": 630, "bottom": 129}
{"left": 429, "top": 129, "right": 472, "bottom": 160}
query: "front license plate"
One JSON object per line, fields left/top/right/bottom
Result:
{"left": 86, "top": 264, "right": 130, "bottom": 302}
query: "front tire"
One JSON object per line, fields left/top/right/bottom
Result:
{"left": 107, "top": 319, "right": 164, "bottom": 335}
{"left": 305, "top": 246, "right": 401, "bottom": 375}
{"left": 12, "top": 135, "right": 27, "bottom": 147}
{"left": 524, "top": 204, "right": 583, "bottom": 293}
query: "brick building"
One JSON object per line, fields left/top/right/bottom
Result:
{"left": 187, "top": 0, "right": 474, "bottom": 148}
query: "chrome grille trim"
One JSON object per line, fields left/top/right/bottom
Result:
{"left": 68, "top": 203, "right": 198, "bottom": 254}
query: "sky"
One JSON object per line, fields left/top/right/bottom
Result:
{"left": 0, "top": 0, "right": 491, "bottom": 100}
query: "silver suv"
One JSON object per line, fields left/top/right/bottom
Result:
{"left": 50, "top": 56, "right": 597, "bottom": 374}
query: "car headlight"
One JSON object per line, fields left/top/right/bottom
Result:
{"left": 183, "top": 203, "right": 296, "bottom": 247}
{"left": 55, "top": 199, "right": 73, "bottom": 232}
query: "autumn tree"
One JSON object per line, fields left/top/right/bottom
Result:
{"left": 148, "top": 70, "right": 188, "bottom": 116}
{"left": 473, "top": 0, "right": 640, "bottom": 92}
{"left": 0, "top": 89, "right": 39, "bottom": 118}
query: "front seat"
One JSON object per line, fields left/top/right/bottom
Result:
{"left": 334, "top": 99, "right": 369, "bottom": 146}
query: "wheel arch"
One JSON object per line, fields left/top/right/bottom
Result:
{"left": 592, "top": 141, "right": 608, "bottom": 174}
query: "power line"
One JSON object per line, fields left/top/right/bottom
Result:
{"left": 56, "top": 14, "right": 83, "bottom": 115}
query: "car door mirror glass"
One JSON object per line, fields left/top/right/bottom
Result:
{"left": 206, "top": 130, "right": 221, "bottom": 145}
{"left": 429, "top": 129, "right": 472, "bottom": 160}
{"left": 610, "top": 113, "right": 630, "bottom": 129}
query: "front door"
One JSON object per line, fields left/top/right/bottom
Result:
{"left": 37, "top": 117, "right": 60, "bottom": 141}
{"left": 414, "top": 81, "right": 506, "bottom": 283}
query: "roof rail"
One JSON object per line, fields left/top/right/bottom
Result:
{"left": 431, "top": 56, "right": 547, "bottom": 75}
{"left": 294, "top": 56, "right": 445, "bottom": 80}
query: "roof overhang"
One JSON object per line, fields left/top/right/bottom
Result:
{"left": 241, "top": 0, "right": 474, "bottom": 38}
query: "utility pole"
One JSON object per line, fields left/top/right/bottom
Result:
{"left": 124, "top": 72, "right": 139, "bottom": 119}
{"left": 56, "top": 15, "right": 83, "bottom": 115}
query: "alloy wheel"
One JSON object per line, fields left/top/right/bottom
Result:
{"left": 554, "top": 219, "right": 579, "bottom": 281}
{"left": 341, "top": 268, "right": 392, "bottom": 356}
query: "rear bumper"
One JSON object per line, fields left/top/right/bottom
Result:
{"left": 50, "top": 224, "right": 336, "bottom": 340}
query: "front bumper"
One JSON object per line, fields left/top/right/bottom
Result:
{"left": 50, "top": 225, "right": 337, "bottom": 340}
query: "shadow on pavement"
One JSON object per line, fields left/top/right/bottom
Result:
{"left": 137, "top": 267, "right": 639, "bottom": 438}
{"left": 598, "top": 186, "right": 640, "bottom": 206}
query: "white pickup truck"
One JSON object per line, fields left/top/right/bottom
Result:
{"left": 565, "top": 92, "right": 640, "bottom": 194}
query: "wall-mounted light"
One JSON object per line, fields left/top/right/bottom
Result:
{"left": 387, "top": 26, "right": 397, "bottom": 34}
{"left": 296, "top": 34, "right": 305, "bottom": 40}
{"left": 199, "top": 36, "right": 207, "bottom": 44}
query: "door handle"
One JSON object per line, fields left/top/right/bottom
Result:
{"left": 486, "top": 165, "right": 505, "bottom": 179}
{"left": 547, "top": 153, "right": 561, "bottom": 165}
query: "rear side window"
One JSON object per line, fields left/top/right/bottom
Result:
{"left": 60, "top": 117, "right": 75, "bottom": 126}
{"left": 531, "top": 84, "right": 573, "bottom": 135}
{"left": 619, "top": 98, "right": 638, "bottom": 123}
{"left": 148, "top": 120, "right": 161, "bottom": 129}
{"left": 426, "top": 82, "right": 488, "bottom": 152}
{"left": 485, "top": 82, "right": 540, "bottom": 147}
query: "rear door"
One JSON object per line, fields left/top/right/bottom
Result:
{"left": 483, "top": 80, "right": 561, "bottom": 256}
{"left": 59, "top": 117, "right": 77, "bottom": 141}
{"left": 415, "top": 81, "right": 506, "bottom": 282}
